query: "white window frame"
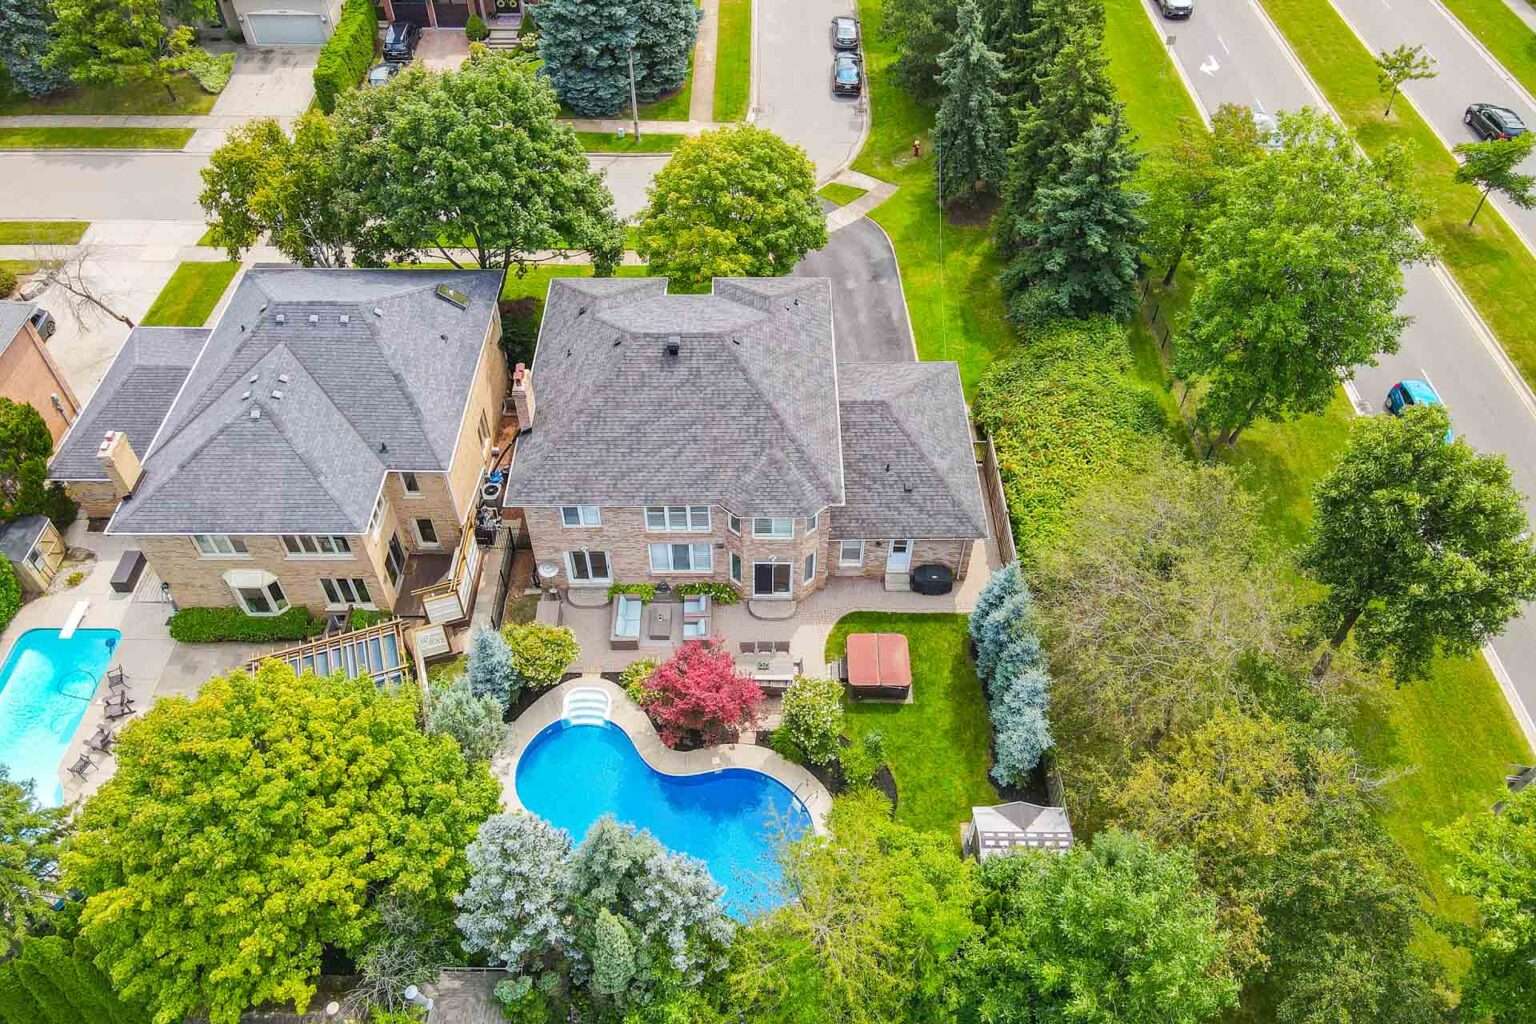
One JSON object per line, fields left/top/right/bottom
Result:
{"left": 321, "top": 577, "right": 375, "bottom": 609}
{"left": 727, "top": 513, "right": 742, "bottom": 535}
{"left": 644, "top": 505, "right": 711, "bottom": 532}
{"left": 412, "top": 517, "right": 441, "bottom": 548}
{"left": 804, "top": 551, "right": 817, "bottom": 584}
{"left": 385, "top": 534, "right": 406, "bottom": 588}
{"left": 648, "top": 542, "right": 713, "bottom": 573}
{"left": 282, "top": 534, "right": 352, "bottom": 558}
{"left": 561, "top": 506, "right": 602, "bottom": 527}
{"left": 233, "top": 579, "right": 288, "bottom": 616}
{"left": 367, "top": 496, "right": 389, "bottom": 538}
{"left": 752, "top": 517, "right": 794, "bottom": 539}
{"left": 806, "top": 512, "right": 820, "bottom": 533}
{"left": 838, "top": 539, "right": 865, "bottom": 566}
{"left": 193, "top": 534, "right": 248, "bottom": 558}
{"left": 730, "top": 551, "right": 743, "bottom": 584}
{"left": 400, "top": 471, "right": 422, "bottom": 497}
{"left": 566, "top": 549, "right": 612, "bottom": 585}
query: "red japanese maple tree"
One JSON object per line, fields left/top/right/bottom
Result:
{"left": 642, "top": 637, "right": 764, "bottom": 747}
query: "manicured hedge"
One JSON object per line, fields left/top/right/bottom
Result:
{"left": 0, "top": 555, "right": 20, "bottom": 635}
{"left": 314, "top": 0, "right": 378, "bottom": 113}
{"left": 168, "top": 605, "right": 323, "bottom": 643}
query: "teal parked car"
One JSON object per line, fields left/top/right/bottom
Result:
{"left": 1385, "top": 379, "right": 1454, "bottom": 439}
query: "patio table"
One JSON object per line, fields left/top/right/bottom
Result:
{"left": 845, "top": 633, "right": 912, "bottom": 697}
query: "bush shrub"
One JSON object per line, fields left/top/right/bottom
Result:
{"left": 0, "top": 556, "right": 20, "bottom": 634}
{"left": 0, "top": 267, "right": 16, "bottom": 299}
{"left": 608, "top": 582, "right": 658, "bottom": 602}
{"left": 501, "top": 622, "right": 580, "bottom": 696}
{"left": 187, "top": 49, "right": 235, "bottom": 93}
{"left": 674, "top": 581, "right": 741, "bottom": 605}
{"left": 465, "top": 13, "right": 490, "bottom": 41}
{"left": 348, "top": 607, "right": 388, "bottom": 628}
{"left": 775, "top": 675, "right": 844, "bottom": 766}
{"left": 314, "top": 0, "right": 378, "bottom": 113}
{"left": 499, "top": 297, "right": 540, "bottom": 370}
{"left": 167, "top": 605, "right": 322, "bottom": 643}
{"left": 839, "top": 732, "right": 885, "bottom": 789}
{"left": 427, "top": 676, "right": 506, "bottom": 762}
{"left": 621, "top": 657, "right": 659, "bottom": 705}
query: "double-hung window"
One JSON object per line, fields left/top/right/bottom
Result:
{"left": 644, "top": 506, "right": 710, "bottom": 532}
{"left": 561, "top": 506, "right": 602, "bottom": 527}
{"left": 567, "top": 549, "right": 611, "bottom": 584}
{"left": 804, "top": 551, "right": 817, "bottom": 583}
{"left": 385, "top": 535, "right": 406, "bottom": 588}
{"left": 283, "top": 534, "right": 351, "bottom": 557}
{"left": 367, "top": 496, "right": 389, "bottom": 537}
{"left": 321, "top": 577, "right": 374, "bottom": 608}
{"left": 838, "top": 539, "right": 865, "bottom": 566}
{"left": 401, "top": 472, "right": 422, "bottom": 496}
{"left": 752, "top": 517, "right": 794, "bottom": 539}
{"left": 649, "top": 542, "right": 712, "bottom": 573}
{"left": 193, "top": 534, "right": 247, "bottom": 557}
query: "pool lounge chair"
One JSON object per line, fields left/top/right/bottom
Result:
{"left": 68, "top": 754, "right": 95, "bottom": 780}
{"left": 106, "top": 666, "right": 128, "bottom": 691}
{"left": 611, "top": 594, "right": 643, "bottom": 650}
{"left": 86, "top": 727, "right": 115, "bottom": 753}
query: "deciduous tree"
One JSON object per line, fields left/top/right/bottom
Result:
{"left": 1375, "top": 43, "right": 1436, "bottom": 116}
{"left": 775, "top": 675, "right": 845, "bottom": 766}
{"left": 501, "top": 622, "right": 580, "bottom": 698}
{"left": 1177, "top": 110, "right": 1431, "bottom": 445}
{"left": 1302, "top": 404, "right": 1536, "bottom": 681}
{"left": 45, "top": 0, "right": 214, "bottom": 103}
{"left": 0, "top": 767, "right": 70, "bottom": 960}
{"left": 456, "top": 812, "right": 574, "bottom": 979}
{"left": 0, "top": 399, "right": 75, "bottom": 528}
{"left": 635, "top": 125, "right": 827, "bottom": 288}
{"left": 641, "top": 637, "right": 763, "bottom": 746}
{"left": 934, "top": 0, "right": 1009, "bottom": 204}
{"left": 1454, "top": 133, "right": 1536, "bottom": 226}
{"left": 64, "top": 661, "right": 500, "bottom": 1024}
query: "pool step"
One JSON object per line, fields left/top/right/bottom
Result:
{"left": 561, "top": 686, "right": 611, "bottom": 726}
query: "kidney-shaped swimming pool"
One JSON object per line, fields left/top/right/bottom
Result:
{"left": 515, "top": 720, "right": 811, "bottom": 917}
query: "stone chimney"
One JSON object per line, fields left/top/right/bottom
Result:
{"left": 96, "top": 430, "right": 142, "bottom": 500}
{"left": 511, "top": 363, "right": 535, "bottom": 432}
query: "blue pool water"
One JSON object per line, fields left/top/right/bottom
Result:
{"left": 515, "top": 721, "right": 811, "bottom": 917}
{"left": 0, "top": 629, "right": 120, "bottom": 806}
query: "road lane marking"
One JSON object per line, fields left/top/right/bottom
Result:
{"left": 1484, "top": 643, "right": 1536, "bottom": 749}
{"left": 1218, "top": 34, "right": 1230, "bottom": 54}
{"left": 1200, "top": 54, "right": 1221, "bottom": 75}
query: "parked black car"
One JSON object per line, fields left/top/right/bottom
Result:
{"left": 1157, "top": 0, "right": 1194, "bottom": 17}
{"left": 832, "top": 53, "right": 863, "bottom": 96}
{"left": 831, "top": 16, "right": 860, "bottom": 52}
{"left": 1465, "top": 102, "right": 1527, "bottom": 141}
{"left": 382, "top": 22, "right": 421, "bottom": 64}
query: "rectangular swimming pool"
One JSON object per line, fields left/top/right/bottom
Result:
{"left": 0, "top": 628, "right": 121, "bottom": 806}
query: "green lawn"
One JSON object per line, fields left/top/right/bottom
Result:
{"left": 851, "top": 0, "right": 1015, "bottom": 393}
{"left": 568, "top": 61, "right": 695, "bottom": 123}
{"left": 0, "top": 260, "right": 40, "bottom": 278}
{"left": 196, "top": 225, "right": 221, "bottom": 247}
{"left": 1103, "top": 0, "right": 1202, "bottom": 148}
{"left": 0, "top": 221, "right": 88, "bottom": 245}
{"left": 0, "top": 75, "right": 217, "bottom": 116}
{"left": 1260, "top": 0, "right": 1536, "bottom": 394}
{"left": 0, "top": 127, "right": 193, "bottom": 150}
{"left": 1437, "top": 0, "right": 1536, "bottom": 99}
{"left": 826, "top": 613, "right": 997, "bottom": 836}
{"left": 713, "top": 0, "right": 753, "bottom": 122}
{"left": 817, "top": 182, "right": 869, "bottom": 206}
{"left": 575, "top": 130, "right": 685, "bottom": 153}
{"left": 141, "top": 262, "right": 241, "bottom": 327}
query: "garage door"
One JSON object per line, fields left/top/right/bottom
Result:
{"left": 245, "top": 12, "right": 328, "bottom": 44}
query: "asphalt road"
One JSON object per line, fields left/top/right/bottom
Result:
{"left": 755, "top": 0, "right": 868, "bottom": 179}
{"left": 1327, "top": 0, "right": 1536, "bottom": 249}
{"left": 1144, "top": 0, "right": 1536, "bottom": 738}
{"left": 794, "top": 203, "right": 914, "bottom": 362}
{"left": 0, "top": 151, "right": 210, "bottom": 221}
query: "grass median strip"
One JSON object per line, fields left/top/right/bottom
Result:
{"left": 817, "top": 182, "right": 869, "bottom": 206}
{"left": 713, "top": 0, "right": 753, "bottom": 122}
{"left": 575, "top": 131, "right": 685, "bottom": 153}
{"left": 1259, "top": 0, "right": 1536, "bottom": 392}
{"left": 0, "top": 221, "right": 88, "bottom": 245}
{"left": 0, "top": 75, "right": 215, "bottom": 116}
{"left": 141, "top": 262, "right": 241, "bottom": 327}
{"left": 0, "top": 127, "right": 194, "bottom": 150}
{"left": 1435, "top": 0, "right": 1536, "bottom": 99}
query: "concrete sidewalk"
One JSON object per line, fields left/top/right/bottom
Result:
{"left": 691, "top": 0, "right": 721, "bottom": 123}
{"left": 0, "top": 113, "right": 297, "bottom": 129}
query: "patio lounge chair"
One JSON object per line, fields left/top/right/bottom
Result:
{"left": 104, "top": 702, "right": 136, "bottom": 721}
{"left": 106, "top": 666, "right": 128, "bottom": 691}
{"left": 740, "top": 641, "right": 755, "bottom": 654}
{"left": 86, "top": 727, "right": 115, "bottom": 753}
{"left": 67, "top": 754, "right": 95, "bottom": 780}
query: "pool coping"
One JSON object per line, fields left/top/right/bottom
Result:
{"left": 492, "top": 676, "right": 834, "bottom": 834}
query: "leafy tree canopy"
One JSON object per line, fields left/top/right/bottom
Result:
{"left": 64, "top": 662, "right": 500, "bottom": 1024}
{"left": 1453, "top": 133, "right": 1536, "bottom": 226}
{"left": 46, "top": 0, "right": 215, "bottom": 102}
{"left": 0, "top": 399, "right": 75, "bottom": 528}
{"left": 0, "top": 766, "right": 70, "bottom": 960}
{"left": 636, "top": 125, "right": 828, "bottom": 289}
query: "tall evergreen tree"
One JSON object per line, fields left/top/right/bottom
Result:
{"left": 0, "top": 0, "right": 71, "bottom": 97}
{"left": 1004, "top": 109, "right": 1144, "bottom": 318}
{"left": 934, "top": 0, "right": 1010, "bottom": 203}
{"left": 538, "top": 0, "right": 697, "bottom": 116}
{"left": 880, "top": 0, "right": 958, "bottom": 101}
{"left": 1001, "top": 0, "right": 1097, "bottom": 110}
{"left": 998, "top": 0, "right": 1115, "bottom": 256}
{"left": 980, "top": 0, "right": 1034, "bottom": 56}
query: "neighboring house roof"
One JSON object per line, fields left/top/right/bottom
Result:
{"left": 49, "top": 327, "right": 208, "bottom": 482}
{"left": 503, "top": 277, "right": 845, "bottom": 517}
{"left": 970, "top": 802, "right": 1074, "bottom": 859}
{"left": 92, "top": 267, "right": 502, "bottom": 536}
{"left": 834, "top": 362, "right": 987, "bottom": 540}
{"left": 0, "top": 515, "right": 48, "bottom": 564}
{"left": 0, "top": 301, "right": 37, "bottom": 357}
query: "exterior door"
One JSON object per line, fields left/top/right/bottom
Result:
{"left": 886, "top": 539, "right": 913, "bottom": 573}
{"left": 753, "top": 561, "right": 791, "bottom": 598}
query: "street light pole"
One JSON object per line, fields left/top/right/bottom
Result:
{"left": 628, "top": 42, "right": 641, "bottom": 142}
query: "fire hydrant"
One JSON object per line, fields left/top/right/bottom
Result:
{"left": 912, "top": 138, "right": 922, "bottom": 158}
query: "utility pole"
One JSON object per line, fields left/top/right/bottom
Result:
{"left": 628, "top": 42, "right": 641, "bottom": 142}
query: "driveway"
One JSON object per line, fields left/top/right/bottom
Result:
{"left": 794, "top": 203, "right": 913, "bottom": 363}
{"left": 210, "top": 46, "right": 317, "bottom": 117}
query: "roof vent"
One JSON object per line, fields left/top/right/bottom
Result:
{"left": 379, "top": 442, "right": 388, "bottom": 453}
{"left": 440, "top": 333, "right": 448, "bottom": 341}
{"left": 240, "top": 390, "right": 251, "bottom": 401}
{"left": 664, "top": 335, "right": 681, "bottom": 357}
{"left": 435, "top": 283, "right": 470, "bottom": 310}
{"left": 277, "top": 373, "right": 290, "bottom": 384}
{"left": 339, "top": 313, "right": 349, "bottom": 324}
{"left": 308, "top": 314, "right": 319, "bottom": 325}
{"left": 275, "top": 313, "right": 285, "bottom": 325}
{"left": 270, "top": 389, "right": 284, "bottom": 400}
{"left": 248, "top": 373, "right": 259, "bottom": 383}
{"left": 372, "top": 306, "right": 384, "bottom": 318}
{"left": 250, "top": 408, "right": 262, "bottom": 420}
{"left": 259, "top": 303, "right": 268, "bottom": 313}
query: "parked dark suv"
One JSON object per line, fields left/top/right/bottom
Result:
{"left": 382, "top": 22, "right": 421, "bottom": 64}
{"left": 831, "top": 16, "right": 860, "bottom": 52}
{"left": 1465, "top": 102, "right": 1527, "bottom": 141}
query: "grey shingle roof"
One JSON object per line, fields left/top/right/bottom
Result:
{"left": 502, "top": 277, "right": 845, "bottom": 517}
{"left": 0, "top": 301, "right": 37, "bottom": 356}
{"left": 49, "top": 327, "right": 207, "bottom": 482}
{"left": 102, "top": 267, "right": 503, "bottom": 535}
{"left": 833, "top": 362, "right": 987, "bottom": 539}
{"left": 0, "top": 515, "right": 48, "bottom": 564}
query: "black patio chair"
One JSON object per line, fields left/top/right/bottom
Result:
{"left": 106, "top": 666, "right": 128, "bottom": 691}
{"left": 86, "top": 727, "right": 115, "bottom": 753}
{"left": 68, "top": 754, "right": 95, "bottom": 780}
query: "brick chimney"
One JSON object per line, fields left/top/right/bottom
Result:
{"left": 96, "top": 430, "right": 142, "bottom": 500}
{"left": 511, "top": 363, "right": 535, "bottom": 432}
